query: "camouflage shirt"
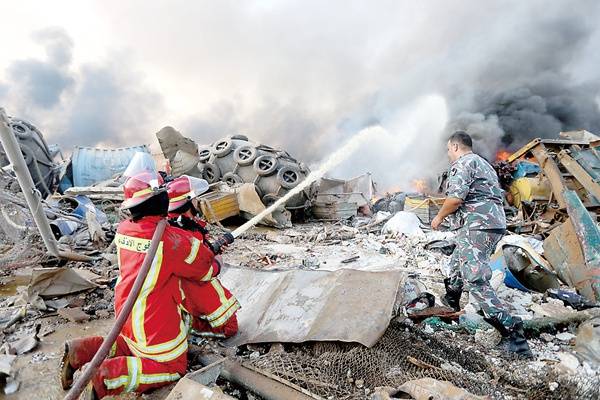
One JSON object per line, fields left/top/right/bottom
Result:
{"left": 445, "top": 153, "right": 506, "bottom": 230}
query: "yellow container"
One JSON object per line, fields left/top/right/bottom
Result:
{"left": 509, "top": 177, "right": 551, "bottom": 208}
{"left": 404, "top": 196, "right": 446, "bottom": 223}
{"left": 199, "top": 192, "right": 240, "bottom": 223}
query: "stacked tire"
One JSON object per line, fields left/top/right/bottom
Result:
{"left": 193, "top": 135, "right": 314, "bottom": 210}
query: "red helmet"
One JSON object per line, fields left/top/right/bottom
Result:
{"left": 121, "top": 172, "right": 165, "bottom": 210}
{"left": 166, "top": 175, "right": 210, "bottom": 212}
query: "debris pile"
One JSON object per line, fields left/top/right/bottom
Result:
{"left": 490, "top": 132, "right": 600, "bottom": 303}
{"left": 0, "top": 114, "right": 599, "bottom": 399}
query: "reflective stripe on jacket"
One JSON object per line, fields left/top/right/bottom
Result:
{"left": 115, "top": 216, "right": 215, "bottom": 362}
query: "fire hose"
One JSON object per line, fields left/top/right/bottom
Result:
{"left": 63, "top": 125, "right": 375, "bottom": 398}
{"left": 63, "top": 219, "right": 167, "bottom": 400}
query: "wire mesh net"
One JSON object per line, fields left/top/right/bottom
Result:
{"left": 243, "top": 323, "right": 600, "bottom": 399}
{"left": 0, "top": 176, "right": 47, "bottom": 271}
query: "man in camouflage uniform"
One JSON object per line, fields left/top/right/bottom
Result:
{"left": 432, "top": 131, "right": 532, "bottom": 357}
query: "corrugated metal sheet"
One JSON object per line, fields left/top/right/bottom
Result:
{"left": 71, "top": 145, "right": 150, "bottom": 186}
{"left": 221, "top": 266, "right": 404, "bottom": 347}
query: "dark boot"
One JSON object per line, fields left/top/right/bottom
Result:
{"left": 442, "top": 278, "right": 462, "bottom": 311}
{"left": 483, "top": 316, "right": 510, "bottom": 337}
{"left": 507, "top": 320, "right": 533, "bottom": 358}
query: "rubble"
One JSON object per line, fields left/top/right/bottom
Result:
{"left": 382, "top": 211, "right": 425, "bottom": 237}
{"left": 393, "top": 377, "right": 488, "bottom": 400}
{"left": 575, "top": 317, "right": 600, "bottom": 366}
{"left": 0, "top": 120, "right": 599, "bottom": 399}
{"left": 165, "top": 378, "right": 235, "bottom": 400}
{"left": 57, "top": 307, "right": 91, "bottom": 323}
{"left": 492, "top": 135, "right": 600, "bottom": 302}
{"left": 220, "top": 267, "right": 404, "bottom": 347}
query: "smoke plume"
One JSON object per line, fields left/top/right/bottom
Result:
{"left": 1, "top": 1, "right": 600, "bottom": 190}
{"left": 0, "top": 27, "right": 163, "bottom": 149}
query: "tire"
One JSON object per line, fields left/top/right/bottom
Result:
{"left": 233, "top": 145, "right": 258, "bottom": 166}
{"left": 262, "top": 193, "right": 280, "bottom": 206}
{"left": 202, "top": 162, "right": 221, "bottom": 183}
{"left": 222, "top": 172, "right": 244, "bottom": 186}
{"left": 253, "top": 155, "right": 278, "bottom": 176}
{"left": 231, "top": 134, "right": 248, "bottom": 141}
{"left": 277, "top": 165, "right": 301, "bottom": 189}
{"left": 198, "top": 145, "right": 212, "bottom": 162}
{"left": 11, "top": 123, "right": 29, "bottom": 139}
{"left": 212, "top": 138, "right": 233, "bottom": 157}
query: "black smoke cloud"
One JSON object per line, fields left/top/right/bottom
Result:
{"left": 0, "top": 27, "right": 163, "bottom": 149}
{"left": 481, "top": 82, "right": 600, "bottom": 147}
{"left": 445, "top": 6, "right": 600, "bottom": 158}
{"left": 170, "top": 1, "right": 600, "bottom": 178}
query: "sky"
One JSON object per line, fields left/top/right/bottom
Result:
{"left": 1, "top": 0, "right": 600, "bottom": 189}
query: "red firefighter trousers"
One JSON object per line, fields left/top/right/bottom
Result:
{"left": 182, "top": 278, "right": 239, "bottom": 338}
{"left": 65, "top": 335, "right": 186, "bottom": 398}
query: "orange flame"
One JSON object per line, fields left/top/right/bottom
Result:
{"left": 496, "top": 149, "right": 511, "bottom": 162}
{"left": 412, "top": 179, "right": 429, "bottom": 194}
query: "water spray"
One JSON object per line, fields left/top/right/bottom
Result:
{"left": 210, "top": 125, "right": 384, "bottom": 252}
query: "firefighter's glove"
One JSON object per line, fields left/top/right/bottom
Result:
{"left": 209, "top": 232, "right": 234, "bottom": 255}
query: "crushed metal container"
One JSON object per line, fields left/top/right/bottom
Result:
{"left": 404, "top": 195, "right": 445, "bottom": 224}
{"left": 70, "top": 145, "right": 150, "bottom": 187}
{"left": 544, "top": 190, "right": 600, "bottom": 302}
{"left": 317, "top": 173, "right": 374, "bottom": 207}
{"left": 312, "top": 193, "right": 359, "bottom": 220}
{"left": 198, "top": 192, "right": 240, "bottom": 223}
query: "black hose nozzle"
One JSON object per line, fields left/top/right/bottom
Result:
{"left": 209, "top": 232, "right": 234, "bottom": 255}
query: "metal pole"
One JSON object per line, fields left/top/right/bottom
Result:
{"left": 198, "top": 353, "right": 316, "bottom": 400}
{"left": 0, "top": 108, "right": 60, "bottom": 257}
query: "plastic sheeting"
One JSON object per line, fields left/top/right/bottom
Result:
{"left": 221, "top": 267, "right": 404, "bottom": 347}
{"left": 382, "top": 211, "right": 425, "bottom": 237}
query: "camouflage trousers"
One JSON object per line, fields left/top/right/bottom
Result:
{"left": 448, "top": 228, "right": 517, "bottom": 328}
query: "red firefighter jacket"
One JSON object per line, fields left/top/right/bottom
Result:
{"left": 114, "top": 216, "right": 215, "bottom": 363}
{"left": 167, "top": 214, "right": 220, "bottom": 279}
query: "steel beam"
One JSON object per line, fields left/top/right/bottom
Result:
{"left": 559, "top": 150, "right": 600, "bottom": 203}
{"left": 530, "top": 143, "right": 567, "bottom": 208}
{"left": 563, "top": 189, "right": 600, "bottom": 301}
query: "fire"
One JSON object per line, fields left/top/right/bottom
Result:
{"left": 412, "top": 179, "right": 429, "bottom": 194}
{"left": 385, "top": 185, "right": 403, "bottom": 194}
{"left": 372, "top": 185, "right": 402, "bottom": 202}
{"left": 496, "top": 149, "right": 511, "bottom": 162}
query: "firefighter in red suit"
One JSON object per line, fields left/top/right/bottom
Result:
{"left": 59, "top": 168, "right": 233, "bottom": 399}
{"left": 166, "top": 175, "right": 240, "bottom": 338}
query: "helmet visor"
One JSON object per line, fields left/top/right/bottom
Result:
{"left": 186, "top": 176, "right": 210, "bottom": 198}
{"left": 122, "top": 152, "right": 160, "bottom": 188}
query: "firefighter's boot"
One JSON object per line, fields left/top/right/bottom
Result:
{"left": 60, "top": 337, "right": 103, "bottom": 390}
{"left": 442, "top": 278, "right": 463, "bottom": 312}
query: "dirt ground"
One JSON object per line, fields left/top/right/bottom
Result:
{"left": 4, "top": 319, "right": 112, "bottom": 400}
